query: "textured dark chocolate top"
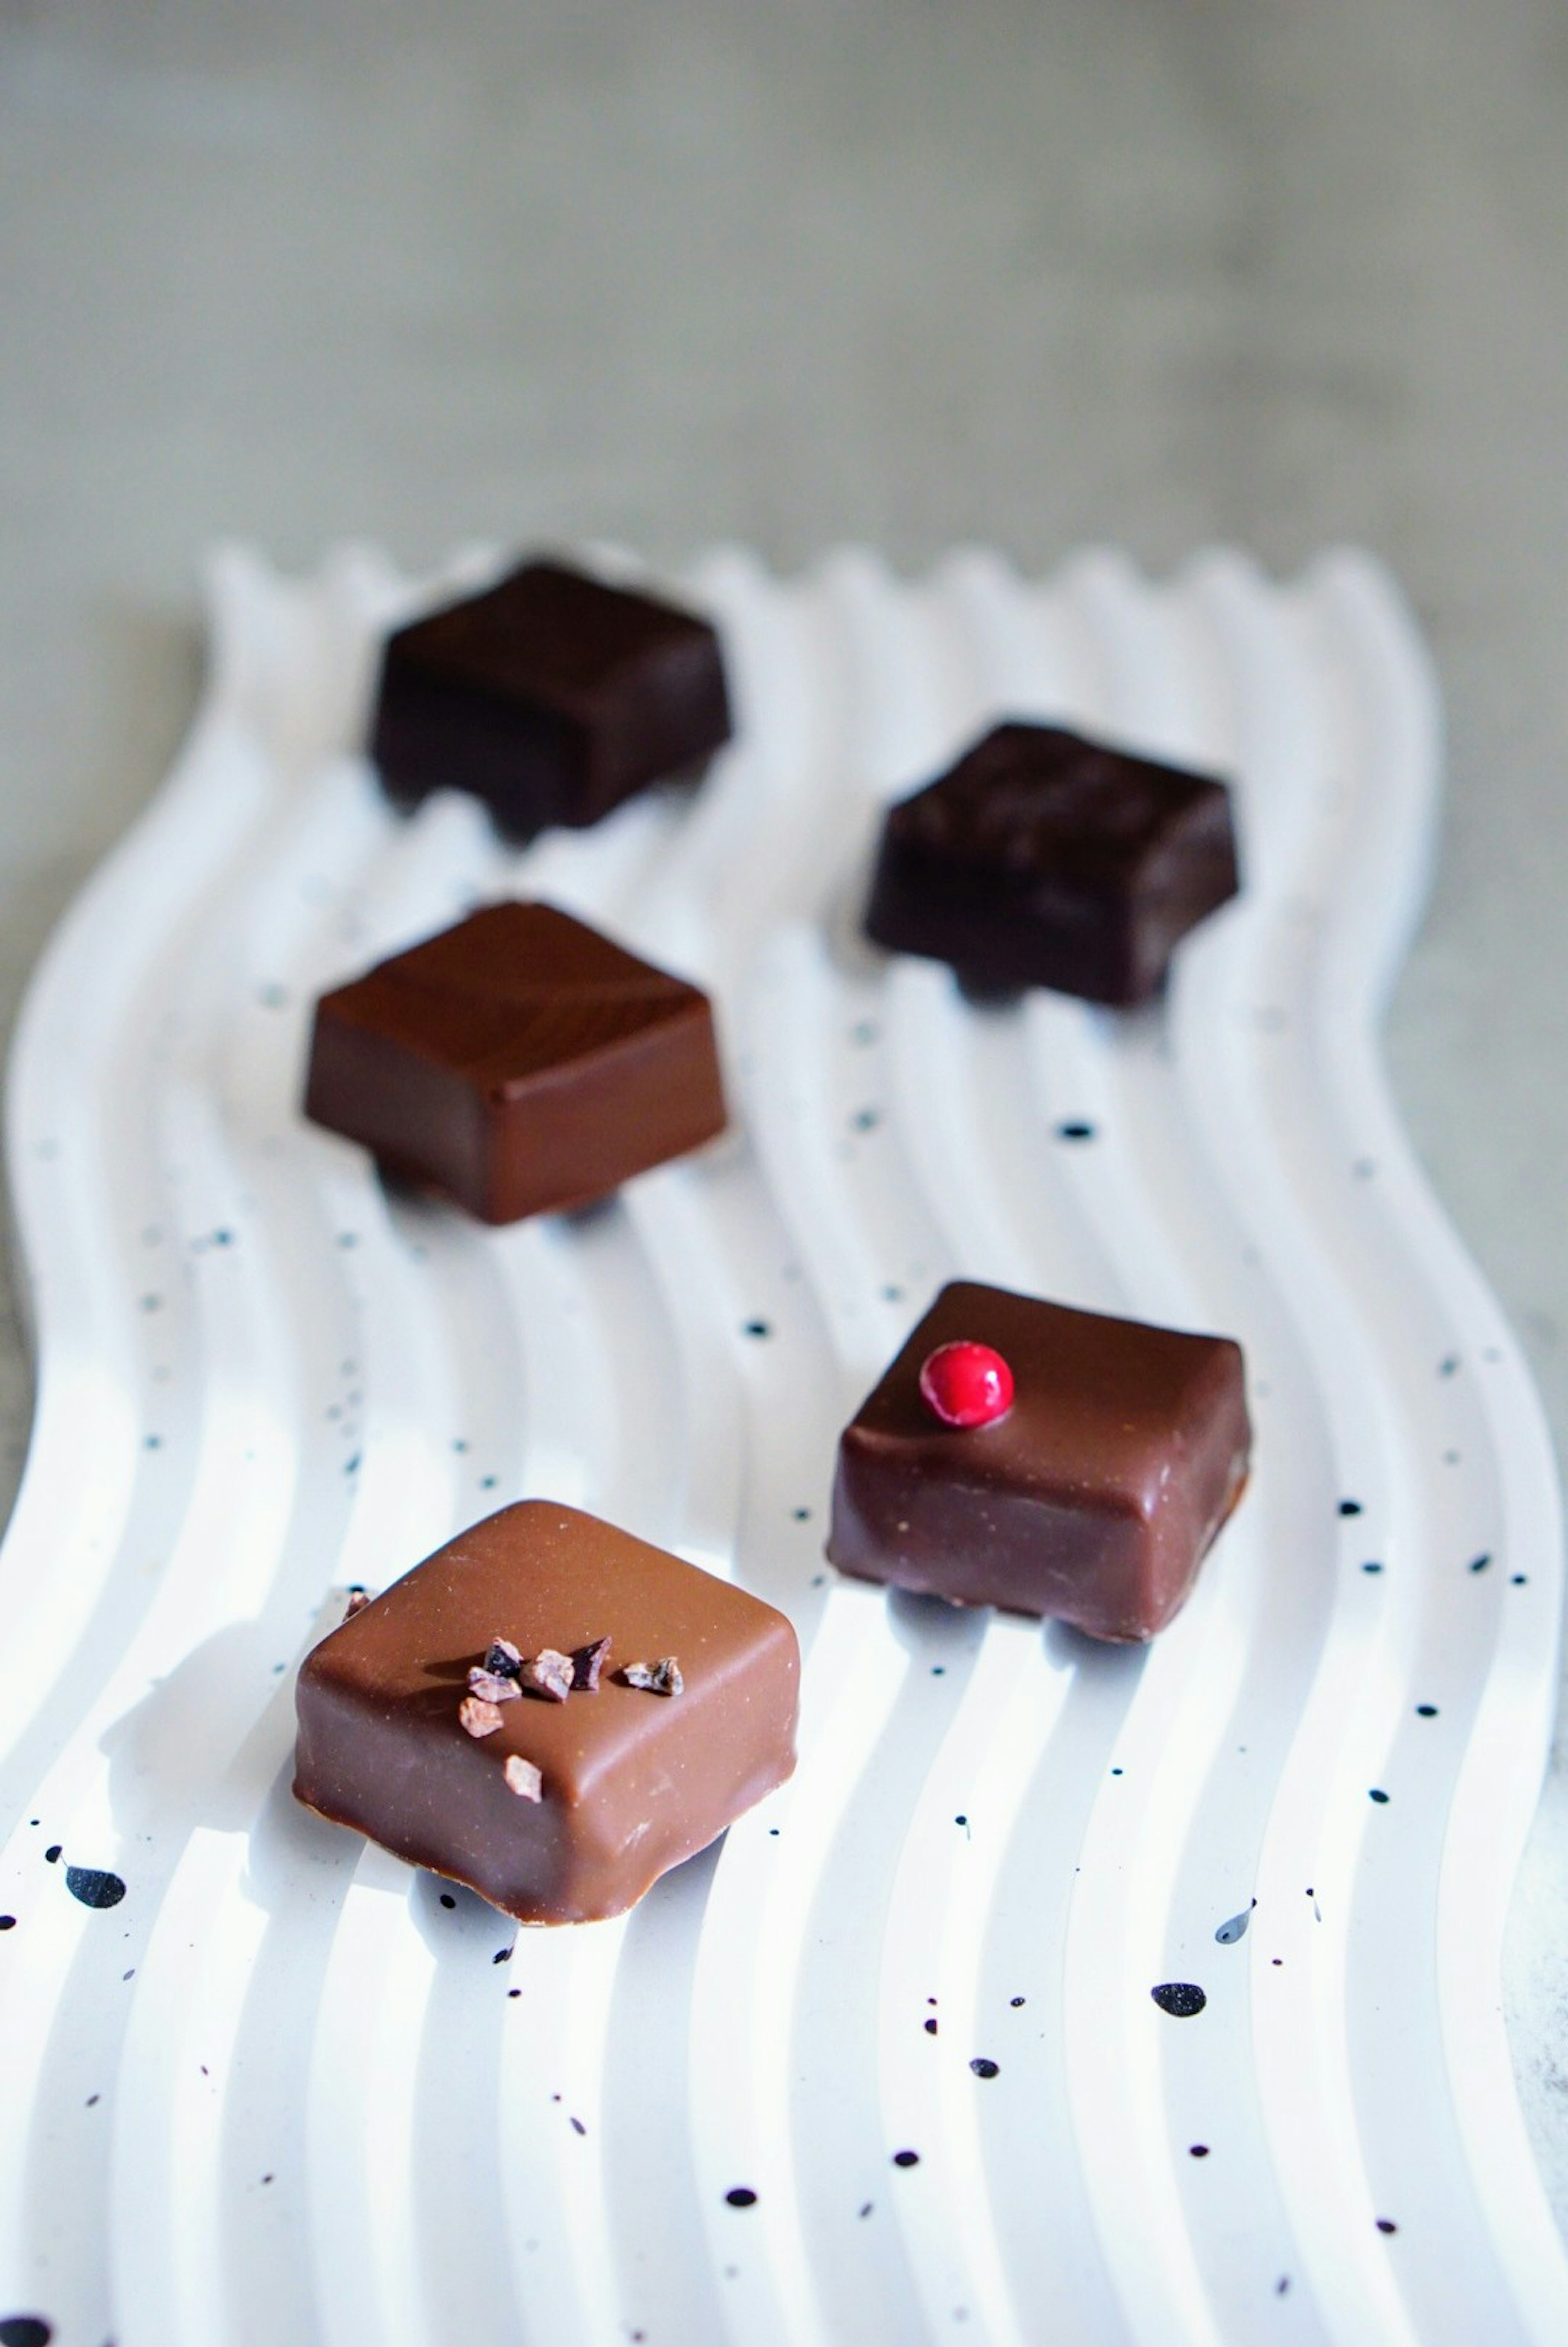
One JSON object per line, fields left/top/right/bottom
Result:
{"left": 884, "top": 723, "right": 1232, "bottom": 884}
{"left": 385, "top": 560, "right": 722, "bottom": 712}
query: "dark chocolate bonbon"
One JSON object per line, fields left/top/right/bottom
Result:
{"left": 827, "top": 1281, "right": 1250, "bottom": 1641}
{"left": 293, "top": 1501, "right": 800, "bottom": 1925}
{"left": 304, "top": 900, "right": 727, "bottom": 1225}
{"left": 864, "top": 721, "right": 1241, "bottom": 1005}
{"left": 371, "top": 558, "right": 732, "bottom": 835}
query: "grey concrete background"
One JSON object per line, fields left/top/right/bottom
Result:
{"left": 3, "top": 0, "right": 1566, "bottom": 2220}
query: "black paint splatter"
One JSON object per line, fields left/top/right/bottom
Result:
{"left": 743, "top": 1320, "right": 771, "bottom": 1339}
{"left": 893, "top": 2149, "right": 921, "bottom": 2169}
{"left": 1361, "top": 1561, "right": 1383, "bottom": 1575}
{"left": 1468, "top": 1553, "right": 1492, "bottom": 1575}
{"left": 1338, "top": 1499, "right": 1363, "bottom": 1517}
{"left": 1189, "top": 2145, "right": 1209, "bottom": 2159}
{"left": 1416, "top": 1704, "right": 1438, "bottom": 1718}
{"left": 43, "top": 1847, "right": 60, "bottom": 1865}
{"left": 725, "top": 2186, "right": 757, "bottom": 2208}
{"left": 1009, "top": 1996, "right": 1025, "bottom": 2008}
{"left": 65, "top": 1868, "right": 126, "bottom": 1909}
{"left": 924, "top": 2018, "right": 938, "bottom": 2035}
{"left": 1056, "top": 1121, "right": 1096, "bottom": 1142}
{"left": 1151, "top": 1983, "right": 1206, "bottom": 2018}
{"left": 0, "top": 1917, "right": 14, "bottom": 1931}
{"left": 0, "top": 2318, "right": 53, "bottom": 2347}
{"left": 969, "top": 2058, "right": 999, "bottom": 2079}
{"left": 1368, "top": 1789, "right": 1390, "bottom": 1805}
{"left": 1376, "top": 2218, "right": 1398, "bottom": 2236}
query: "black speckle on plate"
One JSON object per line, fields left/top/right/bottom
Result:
{"left": 65, "top": 1867, "right": 126, "bottom": 1909}
{"left": 1150, "top": 1982, "right": 1206, "bottom": 2018}
{"left": 1469, "top": 1553, "right": 1492, "bottom": 1575}
{"left": 924, "top": 2017, "right": 938, "bottom": 2035}
{"left": 1361, "top": 1561, "right": 1383, "bottom": 1575}
{"left": 1376, "top": 2218, "right": 1398, "bottom": 2235}
{"left": 892, "top": 2148, "right": 920, "bottom": 2169}
{"left": 725, "top": 2186, "right": 757, "bottom": 2208}
{"left": 0, "top": 2318, "right": 53, "bottom": 2347}
{"left": 743, "top": 1320, "right": 771, "bottom": 1340}
{"left": 439, "top": 1893, "right": 456, "bottom": 1910}
{"left": 969, "top": 2057, "right": 999, "bottom": 2079}
{"left": 1189, "top": 2144, "right": 1209, "bottom": 2159}
{"left": 43, "top": 1847, "right": 61, "bottom": 1865}
{"left": 1368, "top": 1789, "right": 1390, "bottom": 1804}
{"left": 1339, "top": 1499, "right": 1363, "bottom": 1517}
{"left": 1056, "top": 1121, "right": 1095, "bottom": 1142}
{"left": 1416, "top": 1704, "right": 1439, "bottom": 1718}
{"left": 1214, "top": 1905, "right": 1254, "bottom": 1945}
{"left": 0, "top": 1916, "right": 14, "bottom": 1931}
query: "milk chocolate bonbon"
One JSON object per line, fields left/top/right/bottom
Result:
{"left": 827, "top": 1281, "right": 1250, "bottom": 1641}
{"left": 293, "top": 1502, "right": 800, "bottom": 1923}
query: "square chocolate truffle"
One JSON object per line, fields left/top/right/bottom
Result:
{"left": 370, "top": 558, "right": 732, "bottom": 834}
{"left": 864, "top": 722, "right": 1241, "bottom": 1005}
{"left": 303, "top": 899, "right": 728, "bottom": 1223}
{"left": 827, "top": 1281, "right": 1250, "bottom": 1641}
{"left": 293, "top": 1501, "right": 800, "bottom": 1924}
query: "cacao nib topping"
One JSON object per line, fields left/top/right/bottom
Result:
{"left": 503, "top": 1754, "right": 543, "bottom": 1802}
{"left": 459, "top": 1695, "right": 505, "bottom": 1738}
{"left": 484, "top": 1638, "right": 523, "bottom": 1680}
{"left": 520, "top": 1649, "right": 575, "bottom": 1703}
{"left": 571, "top": 1636, "right": 611, "bottom": 1692}
{"left": 622, "top": 1656, "right": 684, "bottom": 1697}
{"left": 467, "top": 1668, "right": 521, "bottom": 1704}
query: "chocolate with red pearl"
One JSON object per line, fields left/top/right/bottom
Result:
{"left": 294, "top": 1501, "right": 798, "bottom": 1925}
{"left": 827, "top": 1281, "right": 1250, "bottom": 1641}
{"left": 864, "top": 721, "right": 1240, "bottom": 1004}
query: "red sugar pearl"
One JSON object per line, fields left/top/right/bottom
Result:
{"left": 919, "top": 1341, "right": 1014, "bottom": 1429}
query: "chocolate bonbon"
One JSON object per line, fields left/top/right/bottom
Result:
{"left": 864, "top": 722, "right": 1241, "bottom": 1005}
{"left": 827, "top": 1281, "right": 1250, "bottom": 1640}
{"left": 293, "top": 1501, "right": 800, "bottom": 1924}
{"left": 370, "top": 558, "right": 732, "bottom": 835}
{"left": 303, "top": 899, "right": 727, "bottom": 1223}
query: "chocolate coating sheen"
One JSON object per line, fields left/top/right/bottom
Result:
{"left": 303, "top": 900, "right": 727, "bottom": 1224}
{"left": 371, "top": 558, "right": 732, "bottom": 836}
{"left": 828, "top": 1282, "right": 1250, "bottom": 1641}
{"left": 293, "top": 1502, "right": 800, "bottom": 1924}
{"left": 864, "top": 722, "right": 1241, "bottom": 1005}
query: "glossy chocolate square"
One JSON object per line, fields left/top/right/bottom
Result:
{"left": 303, "top": 900, "right": 727, "bottom": 1223}
{"left": 370, "top": 558, "right": 732, "bottom": 834}
{"left": 293, "top": 1501, "right": 800, "bottom": 1924}
{"left": 864, "top": 722, "right": 1241, "bottom": 1004}
{"left": 827, "top": 1281, "right": 1250, "bottom": 1640}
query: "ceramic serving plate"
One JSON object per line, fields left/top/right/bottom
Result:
{"left": 0, "top": 544, "right": 1563, "bottom": 2347}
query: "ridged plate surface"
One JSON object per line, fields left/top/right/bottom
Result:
{"left": 0, "top": 545, "right": 1563, "bottom": 2347}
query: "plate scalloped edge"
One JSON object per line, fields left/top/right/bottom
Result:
{"left": 0, "top": 541, "right": 1562, "bottom": 2347}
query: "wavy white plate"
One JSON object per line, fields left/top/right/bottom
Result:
{"left": 0, "top": 544, "right": 1563, "bottom": 2347}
